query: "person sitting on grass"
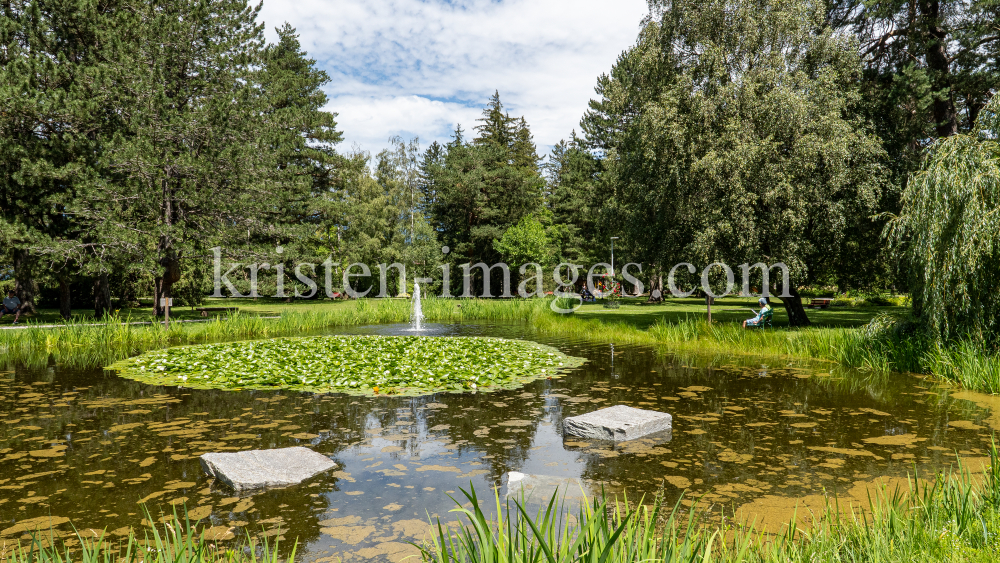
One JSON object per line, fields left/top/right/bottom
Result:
{"left": 743, "top": 297, "right": 771, "bottom": 328}
{"left": 0, "top": 290, "right": 22, "bottom": 324}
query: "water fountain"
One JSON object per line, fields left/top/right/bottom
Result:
{"left": 410, "top": 281, "right": 424, "bottom": 331}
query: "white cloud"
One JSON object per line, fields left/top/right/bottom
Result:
{"left": 259, "top": 0, "right": 648, "bottom": 155}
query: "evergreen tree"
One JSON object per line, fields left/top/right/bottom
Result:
{"left": 830, "top": 0, "right": 999, "bottom": 141}
{"left": 829, "top": 0, "right": 999, "bottom": 259}
{"left": 374, "top": 137, "right": 439, "bottom": 294}
{"left": 421, "top": 94, "right": 545, "bottom": 279}
{"left": 65, "top": 1, "right": 341, "bottom": 311}
{"left": 260, "top": 23, "right": 344, "bottom": 248}
{"left": 545, "top": 132, "right": 601, "bottom": 264}
{"left": 0, "top": 0, "right": 117, "bottom": 314}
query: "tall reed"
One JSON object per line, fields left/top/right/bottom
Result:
{"left": 0, "top": 507, "right": 291, "bottom": 563}
{"left": 6, "top": 298, "right": 1000, "bottom": 394}
{"left": 528, "top": 311, "right": 1000, "bottom": 393}
{"left": 425, "top": 444, "right": 1000, "bottom": 562}
{"left": 0, "top": 299, "right": 552, "bottom": 369}
{"left": 419, "top": 485, "right": 752, "bottom": 563}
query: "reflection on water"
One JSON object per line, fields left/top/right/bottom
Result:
{"left": 1, "top": 322, "right": 997, "bottom": 561}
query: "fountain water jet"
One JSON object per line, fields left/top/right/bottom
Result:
{"left": 410, "top": 281, "right": 424, "bottom": 331}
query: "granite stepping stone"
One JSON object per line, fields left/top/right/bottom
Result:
{"left": 200, "top": 446, "right": 336, "bottom": 492}
{"left": 563, "top": 405, "right": 672, "bottom": 441}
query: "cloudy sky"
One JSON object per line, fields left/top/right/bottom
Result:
{"left": 258, "top": 0, "right": 649, "bottom": 156}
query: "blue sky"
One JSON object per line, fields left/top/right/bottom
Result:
{"left": 259, "top": 0, "right": 649, "bottom": 156}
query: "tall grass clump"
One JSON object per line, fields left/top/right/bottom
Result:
{"left": 924, "top": 340, "right": 1000, "bottom": 395}
{"left": 759, "top": 444, "right": 1000, "bottom": 562}
{"left": 0, "top": 298, "right": 552, "bottom": 369}
{"left": 0, "top": 507, "right": 291, "bottom": 563}
{"left": 419, "top": 485, "right": 751, "bottom": 563}
{"left": 425, "top": 445, "right": 1000, "bottom": 562}
{"left": 529, "top": 309, "right": 1000, "bottom": 392}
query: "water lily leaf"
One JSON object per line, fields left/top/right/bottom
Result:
{"left": 109, "top": 335, "right": 584, "bottom": 396}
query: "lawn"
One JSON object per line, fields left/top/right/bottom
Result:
{"left": 7, "top": 295, "right": 906, "bottom": 329}
{"left": 573, "top": 296, "right": 904, "bottom": 328}
{"left": 3, "top": 297, "right": 359, "bottom": 325}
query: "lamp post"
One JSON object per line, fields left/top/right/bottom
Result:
{"left": 610, "top": 237, "right": 619, "bottom": 278}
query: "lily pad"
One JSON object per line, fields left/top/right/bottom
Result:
{"left": 108, "top": 335, "right": 584, "bottom": 395}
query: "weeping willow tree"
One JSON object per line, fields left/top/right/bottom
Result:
{"left": 890, "top": 97, "right": 1000, "bottom": 343}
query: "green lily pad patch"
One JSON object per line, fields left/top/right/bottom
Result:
{"left": 108, "top": 335, "right": 585, "bottom": 395}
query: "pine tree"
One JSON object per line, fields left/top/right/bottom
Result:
{"left": 63, "top": 1, "right": 342, "bottom": 311}
{"left": 0, "top": 0, "right": 119, "bottom": 315}
{"left": 545, "top": 132, "right": 601, "bottom": 264}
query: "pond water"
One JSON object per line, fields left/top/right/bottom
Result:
{"left": 2, "top": 322, "right": 998, "bottom": 562}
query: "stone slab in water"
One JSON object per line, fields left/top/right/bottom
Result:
{"left": 504, "top": 472, "right": 588, "bottom": 503}
{"left": 563, "top": 405, "right": 672, "bottom": 441}
{"left": 200, "top": 447, "right": 336, "bottom": 492}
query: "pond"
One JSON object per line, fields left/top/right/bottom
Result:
{"left": 1, "top": 322, "right": 998, "bottom": 562}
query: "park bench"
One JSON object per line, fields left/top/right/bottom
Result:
{"left": 808, "top": 297, "right": 834, "bottom": 309}
{"left": 195, "top": 307, "right": 240, "bottom": 317}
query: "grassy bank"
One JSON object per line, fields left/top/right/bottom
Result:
{"left": 0, "top": 298, "right": 549, "bottom": 368}
{"left": 7, "top": 294, "right": 904, "bottom": 328}
{"left": 3, "top": 297, "right": 998, "bottom": 394}
{"left": 528, "top": 310, "right": 1000, "bottom": 394}
{"left": 423, "top": 448, "right": 1000, "bottom": 562}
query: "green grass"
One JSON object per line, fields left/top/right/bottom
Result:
{"left": 0, "top": 298, "right": 551, "bottom": 369}
{"left": 4, "top": 296, "right": 999, "bottom": 394}
{"left": 424, "top": 444, "right": 1000, "bottom": 562}
{"left": 925, "top": 340, "right": 1000, "bottom": 395}
{"left": 7, "top": 294, "right": 901, "bottom": 328}
{"left": 1, "top": 508, "right": 290, "bottom": 563}
{"left": 420, "top": 485, "right": 747, "bottom": 563}
{"left": 573, "top": 296, "right": 908, "bottom": 329}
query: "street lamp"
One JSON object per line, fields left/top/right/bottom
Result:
{"left": 610, "top": 237, "right": 620, "bottom": 277}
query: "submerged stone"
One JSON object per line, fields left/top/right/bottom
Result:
{"left": 200, "top": 447, "right": 336, "bottom": 492}
{"left": 504, "top": 472, "right": 588, "bottom": 503}
{"left": 563, "top": 405, "right": 672, "bottom": 441}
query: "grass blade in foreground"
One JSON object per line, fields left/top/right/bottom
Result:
{"left": 0, "top": 507, "right": 294, "bottom": 563}
{"left": 421, "top": 446, "right": 1000, "bottom": 562}
{"left": 417, "top": 485, "right": 748, "bottom": 563}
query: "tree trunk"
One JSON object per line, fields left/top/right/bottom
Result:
{"left": 777, "top": 283, "right": 811, "bottom": 327}
{"left": 153, "top": 278, "right": 162, "bottom": 316}
{"left": 116, "top": 272, "right": 136, "bottom": 309}
{"left": 93, "top": 273, "right": 111, "bottom": 318}
{"left": 158, "top": 246, "right": 181, "bottom": 314}
{"left": 59, "top": 275, "right": 72, "bottom": 320}
{"left": 921, "top": 0, "right": 958, "bottom": 137}
{"left": 647, "top": 266, "right": 663, "bottom": 302}
{"left": 12, "top": 248, "right": 36, "bottom": 314}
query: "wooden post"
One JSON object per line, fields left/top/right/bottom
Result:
{"left": 706, "top": 295, "right": 712, "bottom": 324}
{"left": 162, "top": 297, "right": 171, "bottom": 328}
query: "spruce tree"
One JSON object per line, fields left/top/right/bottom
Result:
{"left": 545, "top": 133, "right": 601, "bottom": 264}
{"left": 422, "top": 95, "right": 544, "bottom": 274}
{"left": 0, "top": 0, "right": 118, "bottom": 314}
{"left": 70, "top": 1, "right": 341, "bottom": 311}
